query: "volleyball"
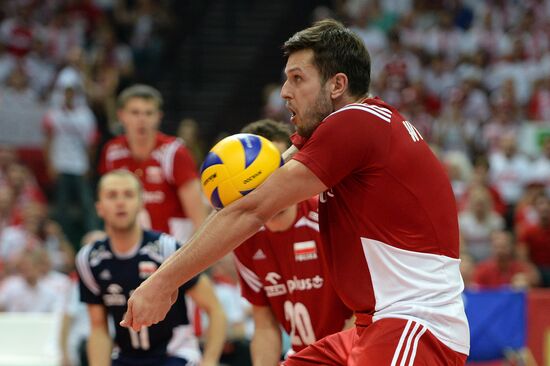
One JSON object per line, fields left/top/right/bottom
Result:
{"left": 200, "top": 133, "right": 284, "bottom": 209}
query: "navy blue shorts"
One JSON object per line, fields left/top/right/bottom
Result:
{"left": 112, "top": 354, "right": 190, "bottom": 366}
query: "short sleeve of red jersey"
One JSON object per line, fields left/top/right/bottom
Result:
{"left": 292, "top": 106, "right": 391, "bottom": 188}
{"left": 172, "top": 145, "right": 199, "bottom": 187}
{"left": 232, "top": 248, "right": 268, "bottom": 306}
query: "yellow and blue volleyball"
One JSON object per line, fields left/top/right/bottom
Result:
{"left": 200, "top": 133, "right": 284, "bottom": 209}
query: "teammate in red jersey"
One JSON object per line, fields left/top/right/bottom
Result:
{"left": 99, "top": 85, "right": 208, "bottom": 242}
{"left": 235, "top": 120, "right": 352, "bottom": 365}
{"left": 122, "top": 19, "right": 469, "bottom": 365}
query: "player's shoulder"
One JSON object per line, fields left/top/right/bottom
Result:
{"left": 76, "top": 237, "right": 111, "bottom": 267}
{"left": 325, "top": 97, "right": 396, "bottom": 125}
{"left": 142, "top": 230, "right": 180, "bottom": 261}
{"left": 156, "top": 132, "right": 185, "bottom": 148}
{"left": 102, "top": 136, "right": 130, "bottom": 159}
{"left": 294, "top": 199, "right": 319, "bottom": 230}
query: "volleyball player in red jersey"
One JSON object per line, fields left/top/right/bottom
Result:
{"left": 123, "top": 20, "right": 469, "bottom": 365}
{"left": 99, "top": 85, "right": 208, "bottom": 243}
{"left": 235, "top": 120, "right": 352, "bottom": 365}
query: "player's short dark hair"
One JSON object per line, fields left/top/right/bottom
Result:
{"left": 283, "top": 19, "right": 371, "bottom": 97}
{"left": 241, "top": 119, "right": 292, "bottom": 147}
{"left": 117, "top": 84, "right": 163, "bottom": 110}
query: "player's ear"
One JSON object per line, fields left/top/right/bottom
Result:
{"left": 117, "top": 108, "right": 127, "bottom": 128}
{"left": 330, "top": 73, "right": 348, "bottom": 100}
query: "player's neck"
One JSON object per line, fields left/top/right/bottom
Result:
{"left": 128, "top": 133, "right": 157, "bottom": 161}
{"left": 334, "top": 93, "right": 369, "bottom": 111}
{"left": 108, "top": 224, "right": 142, "bottom": 256}
{"left": 265, "top": 205, "right": 298, "bottom": 232}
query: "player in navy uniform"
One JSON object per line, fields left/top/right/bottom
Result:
{"left": 76, "top": 170, "right": 226, "bottom": 366}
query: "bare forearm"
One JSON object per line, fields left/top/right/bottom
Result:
{"left": 87, "top": 328, "right": 112, "bottom": 366}
{"left": 251, "top": 327, "right": 282, "bottom": 366}
{"left": 152, "top": 206, "right": 264, "bottom": 294}
{"left": 201, "top": 306, "right": 227, "bottom": 365}
{"left": 59, "top": 314, "right": 72, "bottom": 363}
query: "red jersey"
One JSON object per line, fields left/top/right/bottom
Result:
{"left": 473, "top": 260, "right": 531, "bottom": 289}
{"left": 233, "top": 199, "right": 352, "bottom": 353}
{"left": 291, "top": 98, "right": 469, "bottom": 355}
{"left": 519, "top": 223, "right": 550, "bottom": 266}
{"left": 99, "top": 133, "right": 198, "bottom": 241}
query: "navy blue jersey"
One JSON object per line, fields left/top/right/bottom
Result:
{"left": 76, "top": 230, "right": 200, "bottom": 359}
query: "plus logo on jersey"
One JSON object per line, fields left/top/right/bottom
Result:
{"left": 294, "top": 241, "right": 318, "bottom": 262}
{"left": 264, "top": 272, "right": 287, "bottom": 297}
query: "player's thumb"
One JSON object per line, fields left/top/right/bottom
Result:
{"left": 120, "top": 301, "right": 133, "bottom": 328}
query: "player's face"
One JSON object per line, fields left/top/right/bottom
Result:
{"left": 118, "top": 97, "right": 162, "bottom": 141}
{"left": 281, "top": 49, "right": 333, "bottom": 138}
{"left": 96, "top": 175, "right": 142, "bottom": 231}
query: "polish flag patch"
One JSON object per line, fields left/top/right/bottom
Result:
{"left": 139, "top": 261, "right": 158, "bottom": 279}
{"left": 294, "top": 241, "right": 318, "bottom": 262}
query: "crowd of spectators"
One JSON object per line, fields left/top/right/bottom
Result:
{"left": 1, "top": 0, "right": 550, "bottom": 364}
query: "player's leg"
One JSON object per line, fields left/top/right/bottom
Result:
{"left": 348, "top": 318, "right": 467, "bottom": 366}
{"left": 163, "top": 356, "right": 193, "bottom": 366}
{"left": 282, "top": 327, "right": 356, "bottom": 366}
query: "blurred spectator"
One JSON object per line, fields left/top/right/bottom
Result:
{"left": 0, "top": 245, "right": 72, "bottom": 365}
{"left": 0, "top": 246, "right": 63, "bottom": 312}
{"left": 459, "top": 156, "right": 506, "bottom": 216}
{"left": 5, "top": 163, "right": 46, "bottom": 208}
{"left": 424, "top": 11, "right": 464, "bottom": 62}
{"left": 459, "top": 77, "right": 490, "bottom": 128}
{"left": 86, "top": 39, "right": 120, "bottom": 133}
{"left": 442, "top": 150, "right": 473, "bottom": 202}
{"left": 0, "top": 146, "right": 16, "bottom": 183}
{"left": 530, "top": 136, "right": 550, "bottom": 195}
{"left": 422, "top": 54, "right": 457, "bottom": 101}
{"left": 473, "top": 230, "right": 539, "bottom": 289}
{"left": 43, "top": 76, "right": 99, "bottom": 242}
{"left": 459, "top": 185, "right": 505, "bottom": 262}
{"left": 518, "top": 193, "right": 550, "bottom": 287}
{"left": 43, "top": 5, "right": 85, "bottom": 66}
{"left": 0, "top": 2, "right": 36, "bottom": 58}
{"left": 514, "top": 182, "right": 546, "bottom": 236}
{"left": 0, "top": 201, "right": 74, "bottom": 274}
{"left": 489, "top": 134, "right": 531, "bottom": 217}
{"left": 0, "top": 185, "right": 18, "bottom": 235}
{"left": 374, "top": 29, "right": 421, "bottom": 106}
{"left": 177, "top": 118, "right": 207, "bottom": 166}
{"left": 0, "top": 64, "right": 47, "bottom": 147}
{"left": 114, "top": 0, "right": 173, "bottom": 83}
{"left": 348, "top": 3, "right": 388, "bottom": 63}
{"left": 527, "top": 77, "right": 550, "bottom": 121}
